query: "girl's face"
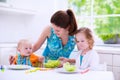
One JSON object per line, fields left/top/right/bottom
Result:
{"left": 52, "top": 24, "right": 68, "bottom": 37}
{"left": 18, "top": 42, "right": 32, "bottom": 56}
{"left": 75, "top": 32, "right": 89, "bottom": 51}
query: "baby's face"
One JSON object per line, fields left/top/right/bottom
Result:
{"left": 19, "top": 42, "right": 32, "bottom": 56}
{"left": 75, "top": 32, "right": 89, "bottom": 50}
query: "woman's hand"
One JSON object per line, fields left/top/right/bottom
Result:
{"left": 59, "top": 57, "right": 68, "bottom": 63}
{"left": 9, "top": 55, "right": 15, "bottom": 65}
{"left": 38, "top": 56, "right": 44, "bottom": 63}
{"left": 59, "top": 57, "right": 76, "bottom": 65}
{"left": 58, "top": 57, "right": 68, "bottom": 67}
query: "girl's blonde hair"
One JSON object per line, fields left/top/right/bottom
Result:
{"left": 76, "top": 27, "right": 94, "bottom": 49}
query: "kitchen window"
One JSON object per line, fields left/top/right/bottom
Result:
{"left": 68, "top": 0, "right": 120, "bottom": 46}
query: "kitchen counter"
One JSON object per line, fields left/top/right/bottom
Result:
{"left": 94, "top": 45, "right": 120, "bottom": 54}
{"left": 0, "top": 66, "right": 115, "bottom": 80}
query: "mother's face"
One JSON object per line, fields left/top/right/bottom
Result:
{"left": 52, "top": 24, "right": 68, "bottom": 37}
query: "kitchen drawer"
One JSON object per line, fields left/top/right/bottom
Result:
{"left": 107, "top": 66, "right": 113, "bottom": 71}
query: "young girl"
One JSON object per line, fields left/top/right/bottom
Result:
{"left": 69, "top": 27, "right": 100, "bottom": 70}
{"left": 12, "top": 39, "right": 44, "bottom": 67}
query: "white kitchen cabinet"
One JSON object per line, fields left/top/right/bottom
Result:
{"left": 0, "top": 1, "right": 37, "bottom": 15}
{"left": 95, "top": 46, "right": 120, "bottom": 80}
{"left": 113, "top": 55, "right": 120, "bottom": 67}
{"left": 0, "top": 44, "right": 17, "bottom": 65}
{"left": 98, "top": 53, "right": 112, "bottom": 66}
{"left": 98, "top": 53, "right": 113, "bottom": 71}
{"left": 0, "top": 47, "right": 16, "bottom": 65}
{"left": 0, "top": 1, "right": 38, "bottom": 16}
{"left": 0, "top": 6, "right": 37, "bottom": 15}
{"left": 0, "top": 48, "right": 1, "bottom": 64}
{"left": 113, "top": 67, "right": 120, "bottom": 80}
{"left": 107, "top": 66, "right": 113, "bottom": 71}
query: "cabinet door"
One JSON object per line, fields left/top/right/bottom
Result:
{"left": 98, "top": 53, "right": 112, "bottom": 66}
{"left": 107, "top": 66, "right": 113, "bottom": 71}
{"left": 0, "top": 48, "right": 16, "bottom": 65}
{"left": 113, "top": 55, "right": 120, "bottom": 67}
{"left": 113, "top": 67, "right": 120, "bottom": 80}
{"left": 0, "top": 48, "right": 1, "bottom": 65}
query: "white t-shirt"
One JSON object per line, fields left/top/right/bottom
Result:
{"left": 69, "top": 49, "right": 100, "bottom": 70}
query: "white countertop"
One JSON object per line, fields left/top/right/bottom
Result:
{"left": 94, "top": 45, "right": 120, "bottom": 54}
{"left": 0, "top": 67, "right": 115, "bottom": 80}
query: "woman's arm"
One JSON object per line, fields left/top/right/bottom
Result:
{"left": 58, "top": 57, "right": 76, "bottom": 68}
{"left": 67, "top": 58, "right": 76, "bottom": 64}
{"left": 59, "top": 57, "right": 76, "bottom": 64}
{"left": 32, "top": 26, "right": 51, "bottom": 52}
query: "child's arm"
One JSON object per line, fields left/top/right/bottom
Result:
{"left": 30, "top": 53, "right": 44, "bottom": 67}
{"left": 12, "top": 55, "right": 18, "bottom": 65}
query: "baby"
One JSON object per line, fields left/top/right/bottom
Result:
{"left": 12, "top": 39, "right": 44, "bottom": 67}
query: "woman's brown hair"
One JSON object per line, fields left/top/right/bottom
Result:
{"left": 76, "top": 27, "right": 94, "bottom": 49}
{"left": 51, "top": 9, "right": 78, "bottom": 35}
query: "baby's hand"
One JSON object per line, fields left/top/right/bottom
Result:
{"left": 9, "top": 55, "right": 15, "bottom": 65}
{"left": 39, "top": 56, "right": 44, "bottom": 63}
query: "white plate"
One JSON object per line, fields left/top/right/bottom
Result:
{"left": 7, "top": 65, "right": 31, "bottom": 70}
{"left": 55, "top": 68, "right": 79, "bottom": 74}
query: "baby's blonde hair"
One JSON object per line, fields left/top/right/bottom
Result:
{"left": 76, "top": 27, "right": 94, "bottom": 49}
{"left": 17, "top": 39, "right": 31, "bottom": 49}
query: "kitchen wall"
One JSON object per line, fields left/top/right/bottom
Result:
{"left": 0, "top": 0, "right": 68, "bottom": 64}
{"left": 0, "top": 0, "right": 68, "bottom": 43}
